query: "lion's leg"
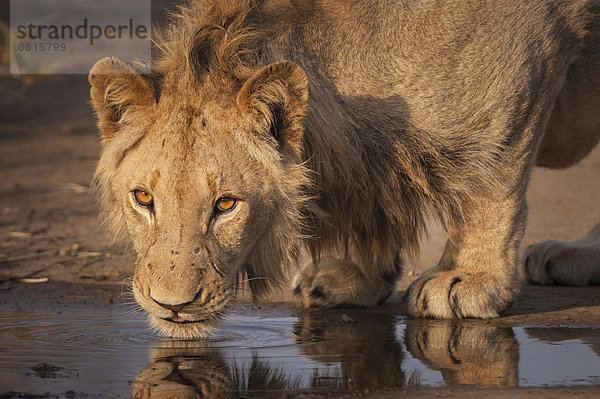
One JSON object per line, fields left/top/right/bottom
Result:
{"left": 536, "top": 15, "right": 600, "bottom": 169}
{"left": 524, "top": 222, "right": 600, "bottom": 286}
{"left": 292, "top": 256, "right": 401, "bottom": 308}
{"left": 406, "top": 193, "right": 525, "bottom": 318}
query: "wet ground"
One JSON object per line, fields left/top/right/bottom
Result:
{"left": 1, "top": 305, "right": 600, "bottom": 398}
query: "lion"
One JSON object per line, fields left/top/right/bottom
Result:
{"left": 90, "top": 0, "right": 600, "bottom": 338}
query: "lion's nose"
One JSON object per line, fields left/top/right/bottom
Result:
{"left": 151, "top": 288, "right": 204, "bottom": 312}
{"left": 153, "top": 299, "right": 187, "bottom": 313}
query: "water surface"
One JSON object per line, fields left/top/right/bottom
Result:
{"left": 0, "top": 308, "right": 599, "bottom": 397}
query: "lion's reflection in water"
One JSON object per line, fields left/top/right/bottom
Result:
{"left": 133, "top": 312, "right": 522, "bottom": 397}
{"left": 133, "top": 342, "right": 296, "bottom": 398}
{"left": 134, "top": 345, "right": 231, "bottom": 399}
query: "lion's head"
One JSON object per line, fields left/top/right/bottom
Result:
{"left": 90, "top": 3, "right": 311, "bottom": 338}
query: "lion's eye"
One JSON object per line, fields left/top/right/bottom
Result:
{"left": 215, "top": 197, "right": 237, "bottom": 213}
{"left": 133, "top": 190, "right": 154, "bottom": 207}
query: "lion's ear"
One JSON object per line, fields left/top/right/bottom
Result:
{"left": 89, "top": 57, "right": 156, "bottom": 142}
{"left": 237, "top": 61, "right": 309, "bottom": 158}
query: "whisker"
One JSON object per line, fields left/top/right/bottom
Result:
{"left": 119, "top": 301, "right": 140, "bottom": 306}
{"left": 124, "top": 307, "right": 144, "bottom": 317}
{"left": 228, "top": 293, "right": 261, "bottom": 316}
{"left": 118, "top": 291, "right": 135, "bottom": 299}
{"left": 228, "top": 296, "right": 247, "bottom": 311}
{"left": 119, "top": 278, "right": 134, "bottom": 297}
{"left": 236, "top": 276, "right": 272, "bottom": 285}
{"left": 228, "top": 285, "right": 254, "bottom": 292}
{"left": 246, "top": 300, "right": 261, "bottom": 316}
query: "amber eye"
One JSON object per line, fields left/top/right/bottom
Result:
{"left": 215, "top": 197, "right": 237, "bottom": 213}
{"left": 133, "top": 190, "right": 154, "bottom": 207}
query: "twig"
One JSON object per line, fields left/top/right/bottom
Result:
{"left": 0, "top": 250, "right": 58, "bottom": 263}
{"left": 78, "top": 256, "right": 104, "bottom": 270}
{"left": 76, "top": 251, "right": 106, "bottom": 258}
{"left": 0, "top": 248, "right": 109, "bottom": 263}
{"left": 0, "top": 259, "right": 62, "bottom": 283}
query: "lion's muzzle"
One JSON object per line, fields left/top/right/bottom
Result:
{"left": 132, "top": 244, "right": 230, "bottom": 338}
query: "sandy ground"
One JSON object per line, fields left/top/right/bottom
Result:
{"left": 1, "top": 3, "right": 600, "bottom": 396}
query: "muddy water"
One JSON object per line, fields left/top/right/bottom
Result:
{"left": 1, "top": 308, "right": 599, "bottom": 398}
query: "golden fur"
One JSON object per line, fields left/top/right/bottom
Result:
{"left": 91, "top": 0, "right": 600, "bottom": 338}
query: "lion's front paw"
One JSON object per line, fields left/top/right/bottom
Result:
{"left": 291, "top": 258, "right": 394, "bottom": 308}
{"left": 405, "top": 269, "right": 515, "bottom": 319}
{"left": 524, "top": 240, "right": 600, "bottom": 286}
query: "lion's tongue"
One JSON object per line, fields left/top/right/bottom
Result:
{"left": 171, "top": 315, "right": 185, "bottom": 323}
